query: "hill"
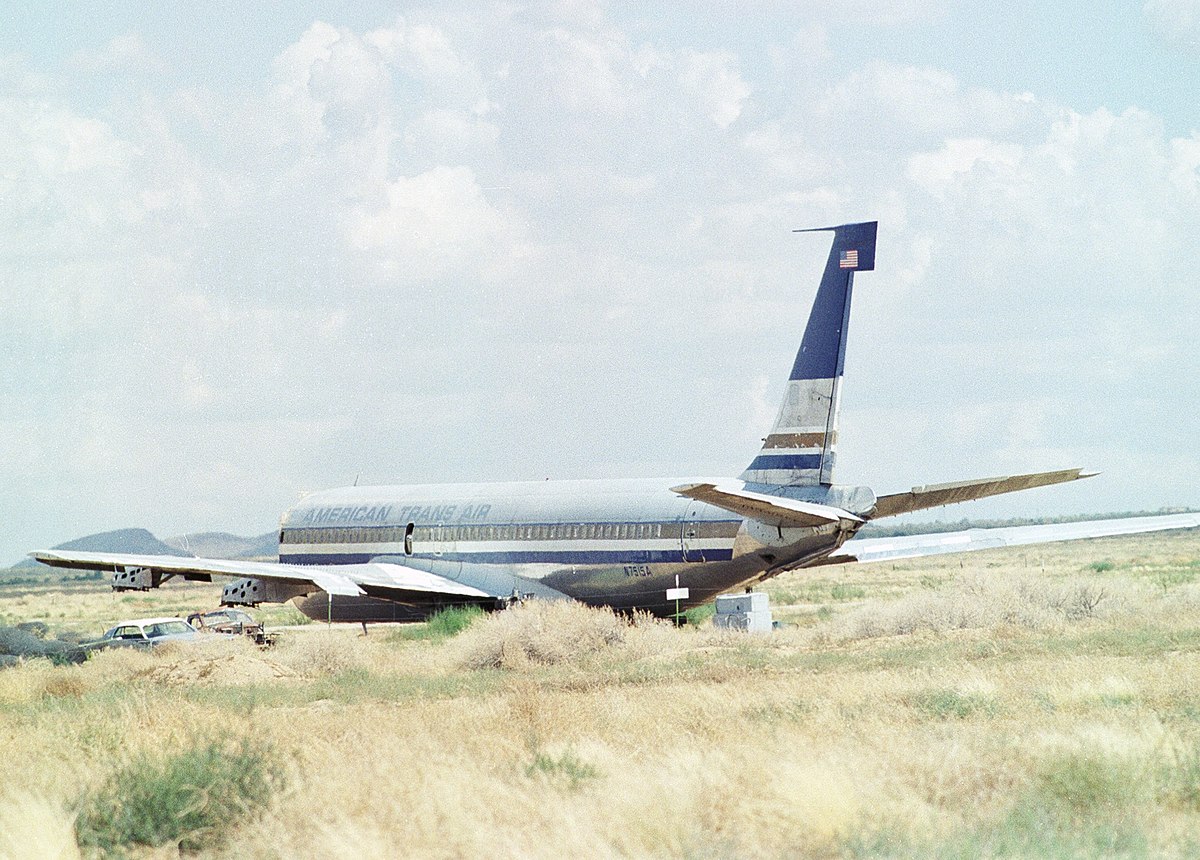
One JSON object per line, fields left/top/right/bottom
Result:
{"left": 12, "top": 528, "right": 190, "bottom": 569}
{"left": 161, "top": 532, "right": 277, "bottom": 560}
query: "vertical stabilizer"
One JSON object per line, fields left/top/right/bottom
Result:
{"left": 740, "top": 221, "right": 877, "bottom": 488}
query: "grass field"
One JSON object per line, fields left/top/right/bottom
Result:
{"left": 3, "top": 528, "right": 1200, "bottom": 858}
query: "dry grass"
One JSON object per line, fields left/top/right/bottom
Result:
{"left": 0, "top": 795, "right": 80, "bottom": 860}
{"left": 448, "top": 599, "right": 628, "bottom": 669}
{"left": 2, "top": 528, "right": 1200, "bottom": 857}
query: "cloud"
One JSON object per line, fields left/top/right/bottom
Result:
{"left": 4, "top": 6, "right": 1200, "bottom": 564}
{"left": 677, "top": 50, "right": 751, "bottom": 128}
{"left": 1144, "top": 0, "right": 1200, "bottom": 47}
{"left": 905, "top": 137, "right": 1024, "bottom": 197}
{"left": 345, "top": 164, "right": 525, "bottom": 282}
{"left": 69, "top": 32, "right": 165, "bottom": 76}
{"left": 817, "top": 61, "right": 1046, "bottom": 149}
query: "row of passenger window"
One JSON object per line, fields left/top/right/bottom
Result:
{"left": 281, "top": 522, "right": 668, "bottom": 545}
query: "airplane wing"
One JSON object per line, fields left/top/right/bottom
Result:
{"left": 671, "top": 481, "right": 862, "bottom": 528}
{"left": 30, "top": 550, "right": 494, "bottom": 604}
{"left": 871, "top": 468, "right": 1096, "bottom": 519}
{"left": 824, "top": 512, "right": 1200, "bottom": 565}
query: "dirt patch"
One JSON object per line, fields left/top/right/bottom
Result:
{"left": 139, "top": 653, "right": 298, "bottom": 686}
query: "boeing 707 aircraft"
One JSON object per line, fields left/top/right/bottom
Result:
{"left": 33, "top": 221, "right": 1200, "bottom": 621}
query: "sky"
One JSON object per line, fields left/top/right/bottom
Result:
{"left": 3, "top": 1, "right": 1200, "bottom": 563}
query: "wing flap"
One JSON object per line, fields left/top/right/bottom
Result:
{"left": 671, "top": 481, "right": 862, "bottom": 528}
{"left": 871, "top": 468, "right": 1096, "bottom": 519}
{"left": 828, "top": 512, "right": 1200, "bottom": 564}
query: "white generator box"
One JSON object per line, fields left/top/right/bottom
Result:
{"left": 713, "top": 592, "right": 773, "bottom": 632}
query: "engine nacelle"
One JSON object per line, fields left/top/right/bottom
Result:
{"left": 112, "top": 567, "right": 157, "bottom": 591}
{"left": 222, "top": 577, "right": 313, "bottom": 607}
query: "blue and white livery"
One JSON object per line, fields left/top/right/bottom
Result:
{"left": 32, "top": 222, "right": 1200, "bottom": 620}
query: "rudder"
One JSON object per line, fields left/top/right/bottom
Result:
{"left": 740, "top": 221, "right": 877, "bottom": 488}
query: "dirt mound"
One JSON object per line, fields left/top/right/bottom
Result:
{"left": 139, "top": 653, "right": 297, "bottom": 686}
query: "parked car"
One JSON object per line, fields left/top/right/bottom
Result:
{"left": 186, "top": 608, "right": 277, "bottom": 646}
{"left": 85, "top": 617, "right": 201, "bottom": 651}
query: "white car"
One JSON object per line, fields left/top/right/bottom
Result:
{"left": 86, "top": 617, "right": 201, "bottom": 650}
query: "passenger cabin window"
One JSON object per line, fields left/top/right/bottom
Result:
{"left": 404, "top": 522, "right": 415, "bottom": 556}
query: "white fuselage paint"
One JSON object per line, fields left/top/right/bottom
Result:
{"left": 279, "top": 477, "right": 852, "bottom": 614}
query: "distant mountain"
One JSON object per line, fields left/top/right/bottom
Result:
{"left": 162, "top": 531, "right": 277, "bottom": 560}
{"left": 13, "top": 528, "right": 191, "bottom": 568}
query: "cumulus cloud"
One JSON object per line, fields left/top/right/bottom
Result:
{"left": 345, "top": 164, "right": 524, "bottom": 281}
{"left": 905, "top": 137, "right": 1024, "bottom": 197}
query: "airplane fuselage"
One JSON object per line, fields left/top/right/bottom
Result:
{"left": 280, "top": 478, "right": 857, "bottom": 616}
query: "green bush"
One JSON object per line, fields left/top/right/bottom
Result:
{"left": 1034, "top": 751, "right": 1145, "bottom": 816}
{"left": 428, "top": 605, "right": 485, "bottom": 637}
{"left": 525, "top": 747, "right": 599, "bottom": 791}
{"left": 76, "top": 738, "right": 283, "bottom": 852}
{"left": 830, "top": 583, "right": 866, "bottom": 600}
{"left": 392, "top": 605, "right": 485, "bottom": 641}
{"left": 910, "top": 689, "right": 997, "bottom": 720}
{"left": 683, "top": 603, "right": 716, "bottom": 626}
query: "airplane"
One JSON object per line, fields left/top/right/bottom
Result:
{"left": 32, "top": 221, "right": 1200, "bottom": 622}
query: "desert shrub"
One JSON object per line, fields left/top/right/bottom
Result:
{"left": 76, "top": 738, "right": 283, "bottom": 853}
{"left": 0, "top": 626, "right": 84, "bottom": 665}
{"left": 452, "top": 600, "right": 626, "bottom": 669}
{"left": 16, "top": 620, "right": 48, "bottom": 639}
{"left": 1087, "top": 559, "right": 1116, "bottom": 573}
{"left": 821, "top": 574, "right": 1128, "bottom": 643}
{"left": 272, "top": 629, "right": 368, "bottom": 676}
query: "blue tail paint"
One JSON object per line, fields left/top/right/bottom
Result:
{"left": 740, "top": 221, "right": 877, "bottom": 488}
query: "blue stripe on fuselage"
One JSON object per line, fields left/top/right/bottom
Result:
{"left": 279, "top": 548, "right": 735, "bottom": 566}
{"left": 746, "top": 453, "right": 823, "bottom": 471}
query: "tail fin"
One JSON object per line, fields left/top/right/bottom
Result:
{"left": 740, "top": 220, "right": 877, "bottom": 488}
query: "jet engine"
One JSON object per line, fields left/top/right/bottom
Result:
{"left": 222, "top": 577, "right": 312, "bottom": 607}
{"left": 112, "top": 566, "right": 156, "bottom": 591}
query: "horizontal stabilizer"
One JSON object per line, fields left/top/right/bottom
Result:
{"left": 827, "top": 512, "right": 1200, "bottom": 565}
{"left": 871, "top": 469, "right": 1096, "bottom": 520}
{"left": 671, "top": 481, "right": 862, "bottom": 528}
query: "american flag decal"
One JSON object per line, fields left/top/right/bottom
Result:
{"left": 839, "top": 249, "right": 858, "bottom": 269}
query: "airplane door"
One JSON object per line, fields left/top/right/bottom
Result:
{"left": 681, "top": 501, "right": 707, "bottom": 562}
